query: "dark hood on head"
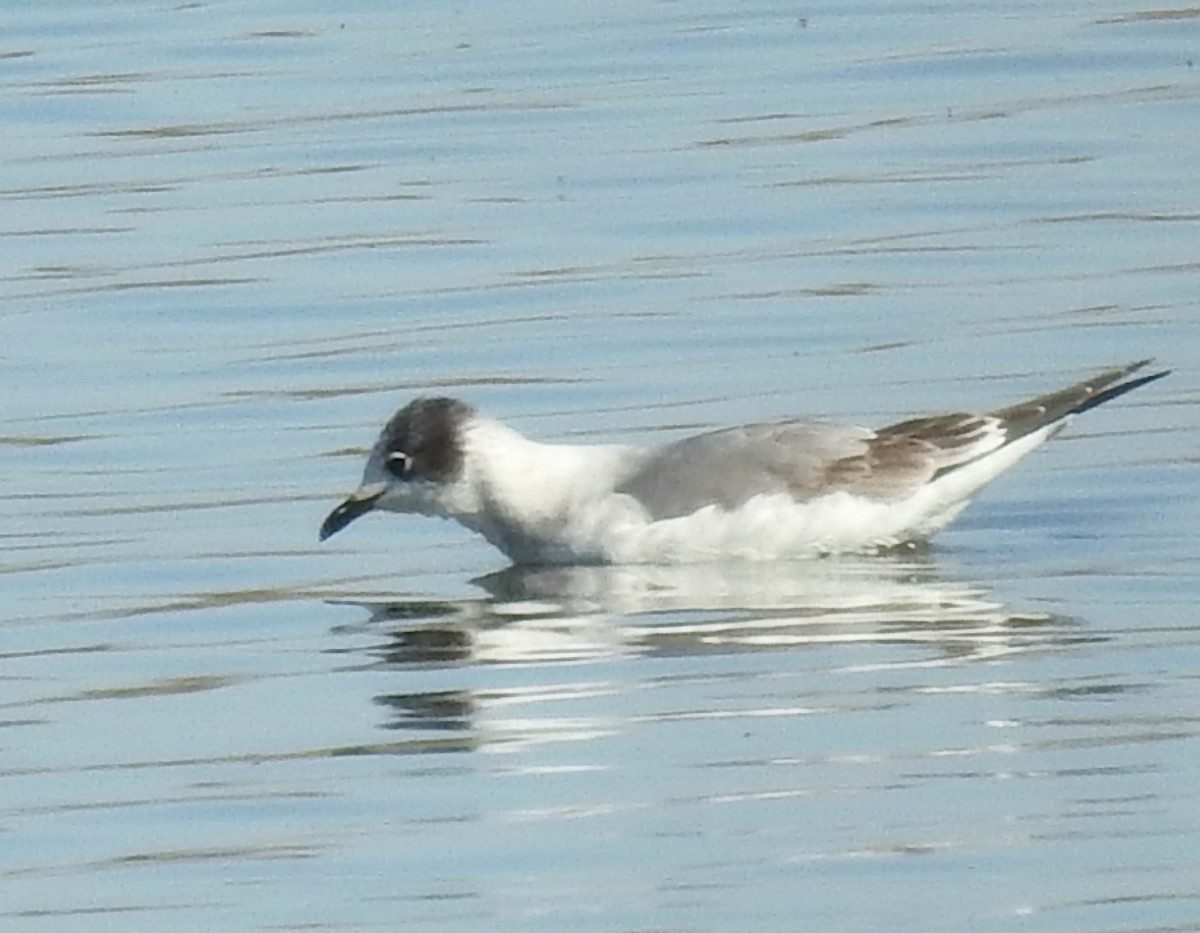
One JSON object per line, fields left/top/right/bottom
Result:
{"left": 378, "top": 397, "right": 472, "bottom": 483}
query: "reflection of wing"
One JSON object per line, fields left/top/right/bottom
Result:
{"left": 484, "top": 562, "right": 1069, "bottom": 666}
{"left": 617, "top": 360, "right": 1169, "bottom": 521}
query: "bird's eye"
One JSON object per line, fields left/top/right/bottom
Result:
{"left": 386, "top": 451, "right": 414, "bottom": 479}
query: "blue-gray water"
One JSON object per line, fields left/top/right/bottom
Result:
{"left": 3, "top": 2, "right": 1199, "bottom": 931}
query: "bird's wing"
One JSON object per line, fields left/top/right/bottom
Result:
{"left": 877, "top": 359, "right": 1169, "bottom": 480}
{"left": 617, "top": 361, "right": 1169, "bottom": 522}
{"left": 615, "top": 420, "right": 948, "bottom": 520}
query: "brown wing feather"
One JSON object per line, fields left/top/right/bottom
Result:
{"left": 878, "top": 412, "right": 1001, "bottom": 451}
{"left": 863, "top": 360, "right": 1171, "bottom": 491}
{"left": 813, "top": 434, "right": 937, "bottom": 502}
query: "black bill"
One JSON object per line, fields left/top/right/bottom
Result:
{"left": 319, "top": 488, "right": 384, "bottom": 541}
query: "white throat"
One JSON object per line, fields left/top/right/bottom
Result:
{"left": 438, "top": 416, "right": 645, "bottom": 562}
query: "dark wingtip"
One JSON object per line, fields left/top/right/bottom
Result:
{"left": 1070, "top": 362, "right": 1170, "bottom": 417}
{"left": 992, "top": 359, "right": 1170, "bottom": 439}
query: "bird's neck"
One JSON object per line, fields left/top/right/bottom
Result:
{"left": 447, "top": 416, "right": 640, "bottom": 561}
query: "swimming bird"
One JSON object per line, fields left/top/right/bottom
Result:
{"left": 320, "top": 360, "right": 1168, "bottom": 565}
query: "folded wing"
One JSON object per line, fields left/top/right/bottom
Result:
{"left": 617, "top": 360, "right": 1168, "bottom": 521}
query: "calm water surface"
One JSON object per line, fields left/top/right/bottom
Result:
{"left": 3, "top": 2, "right": 1199, "bottom": 931}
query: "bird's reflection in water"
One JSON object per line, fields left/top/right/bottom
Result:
{"left": 330, "top": 556, "right": 1094, "bottom": 743}
{"left": 347, "top": 556, "right": 1084, "bottom": 665}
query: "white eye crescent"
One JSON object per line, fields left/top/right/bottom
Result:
{"left": 386, "top": 451, "right": 413, "bottom": 479}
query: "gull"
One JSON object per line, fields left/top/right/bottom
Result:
{"left": 320, "top": 360, "right": 1167, "bottom": 565}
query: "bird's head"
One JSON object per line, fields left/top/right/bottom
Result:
{"left": 319, "top": 396, "right": 473, "bottom": 541}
